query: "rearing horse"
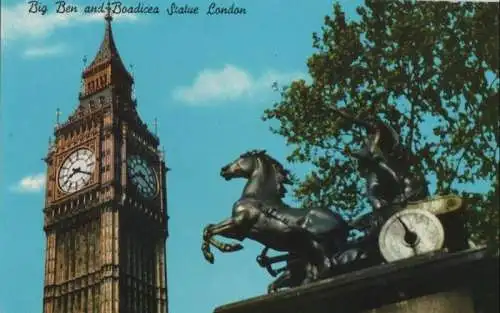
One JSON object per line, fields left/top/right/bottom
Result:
{"left": 201, "top": 150, "right": 351, "bottom": 283}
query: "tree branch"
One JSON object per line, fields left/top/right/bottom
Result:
{"left": 487, "top": 76, "right": 498, "bottom": 91}
{"left": 447, "top": 149, "right": 467, "bottom": 190}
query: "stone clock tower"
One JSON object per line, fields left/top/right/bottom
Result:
{"left": 42, "top": 12, "right": 168, "bottom": 313}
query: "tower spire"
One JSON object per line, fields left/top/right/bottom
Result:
{"left": 80, "top": 0, "right": 133, "bottom": 98}
{"left": 105, "top": 1, "right": 112, "bottom": 22}
{"left": 80, "top": 55, "right": 87, "bottom": 95}
{"left": 85, "top": 2, "right": 120, "bottom": 70}
{"left": 55, "top": 108, "right": 61, "bottom": 127}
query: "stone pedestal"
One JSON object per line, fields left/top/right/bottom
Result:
{"left": 214, "top": 248, "right": 498, "bottom": 313}
{"left": 364, "top": 290, "right": 475, "bottom": 313}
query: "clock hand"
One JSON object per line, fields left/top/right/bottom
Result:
{"left": 73, "top": 168, "right": 92, "bottom": 175}
{"left": 131, "top": 169, "right": 145, "bottom": 178}
{"left": 139, "top": 174, "right": 155, "bottom": 195}
{"left": 132, "top": 172, "right": 145, "bottom": 182}
{"left": 134, "top": 173, "right": 149, "bottom": 188}
{"left": 67, "top": 167, "right": 80, "bottom": 180}
{"left": 139, "top": 171, "right": 152, "bottom": 185}
{"left": 397, "top": 217, "right": 418, "bottom": 247}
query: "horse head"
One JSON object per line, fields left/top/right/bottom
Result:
{"left": 220, "top": 149, "right": 265, "bottom": 181}
{"left": 220, "top": 149, "right": 292, "bottom": 200}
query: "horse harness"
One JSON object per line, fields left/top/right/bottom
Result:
{"left": 262, "top": 205, "right": 295, "bottom": 227}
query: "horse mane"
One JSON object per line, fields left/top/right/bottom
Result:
{"left": 240, "top": 149, "right": 293, "bottom": 198}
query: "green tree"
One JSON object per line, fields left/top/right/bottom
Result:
{"left": 264, "top": 1, "right": 499, "bottom": 247}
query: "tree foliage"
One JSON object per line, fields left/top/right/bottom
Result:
{"left": 263, "top": 1, "right": 499, "bottom": 246}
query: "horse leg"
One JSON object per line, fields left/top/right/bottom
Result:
{"left": 307, "top": 240, "right": 334, "bottom": 281}
{"left": 303, "top": 262, "right": 319, "bottom": 284}
{"left": 201, "top": 239, "right": 214, "bottom": 264}
{"left": 268, "top": 270, "right": 292, "bottom": 294}
{"left": 267, "top": 259, "right": 306, "bottom": 293}
{"left": 204, "top": 218, "right": 245, "bottom": 251}
{"left": 202, "top": 217, "right": 245, "bottom": 263}
{"left": 257, "top": 252, "right": 297, "bottom": 278}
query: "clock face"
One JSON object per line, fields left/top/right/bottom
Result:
{"left": 127, "top": 155, "right": 158, "bottom": 199}
{"left": 378, "top": 208, "right": 445, "bottom": 262}
{"left": 58, "top": 148, "right": 96, "bottom": 193}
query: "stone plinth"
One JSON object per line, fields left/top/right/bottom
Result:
{"left": 363, "top": 290, "right": 475, "bottom": 313}
{"left": 214, "top": 248, "right": 498, "bottom": 313}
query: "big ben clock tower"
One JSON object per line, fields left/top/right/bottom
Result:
{"left": 42, "top": 11, "right": 169, "bottom": 313}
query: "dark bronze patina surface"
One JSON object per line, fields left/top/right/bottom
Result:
{"left": 202, "top": 112, "right": 473, "bottom": 294}
{"left": 201, "top": 150, "right": 375, "bottom": 293}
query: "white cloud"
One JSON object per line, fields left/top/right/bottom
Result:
{"left": 10, "top": 173, "right": 46, "bottom": 193}
{"left": 23, "top": 43, "right": 69, "bottom": 58}
{"left": 173, "top": 65, "right": 253, "bottom": 103}
{"left": 172, "top": 65, "right": 308, "bottom": 105}
{"left": 1, "top": 3, "right": 137, "bottom": 44}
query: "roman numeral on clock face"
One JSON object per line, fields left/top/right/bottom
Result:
{"left": 58, "top": 148, "right": 96, "bottom": 194}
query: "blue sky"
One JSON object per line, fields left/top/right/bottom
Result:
{"left": 0, "top": 1, "right": 365, "bottom": 312}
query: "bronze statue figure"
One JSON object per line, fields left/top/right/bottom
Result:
{"left": 200, "top": 109, "right": 474, "bottom": 294}
{"left": 201, "top": 150, "right": 367, "bottom": 292}
{"left": 200, "top": 112, "right": 432, "bottom": 292}
{"left": 335, "top": 109, "right": 429, "bottom": 220}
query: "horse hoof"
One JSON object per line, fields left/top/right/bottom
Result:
{"left": 256, "top": 255, "right": 267, "bottom": 267}
{"left": 203, "top": 230, "right": 210, "bottom": 241}
{"left": 203, "top": 251, "right": 215, "bottom": 264}
{"left": 223, "top": 243, "right": 243, "bottom": 252}
{"left": 232, "top": 243, "right": 244, "bottom": 251}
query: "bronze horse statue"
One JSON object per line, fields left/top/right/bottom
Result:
{"left": 201, "top": 150, "right": 367, "bottom": 292}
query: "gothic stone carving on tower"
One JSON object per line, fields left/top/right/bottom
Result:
{"left": 42, "top": 11, "right": 169, "bottom": 313}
